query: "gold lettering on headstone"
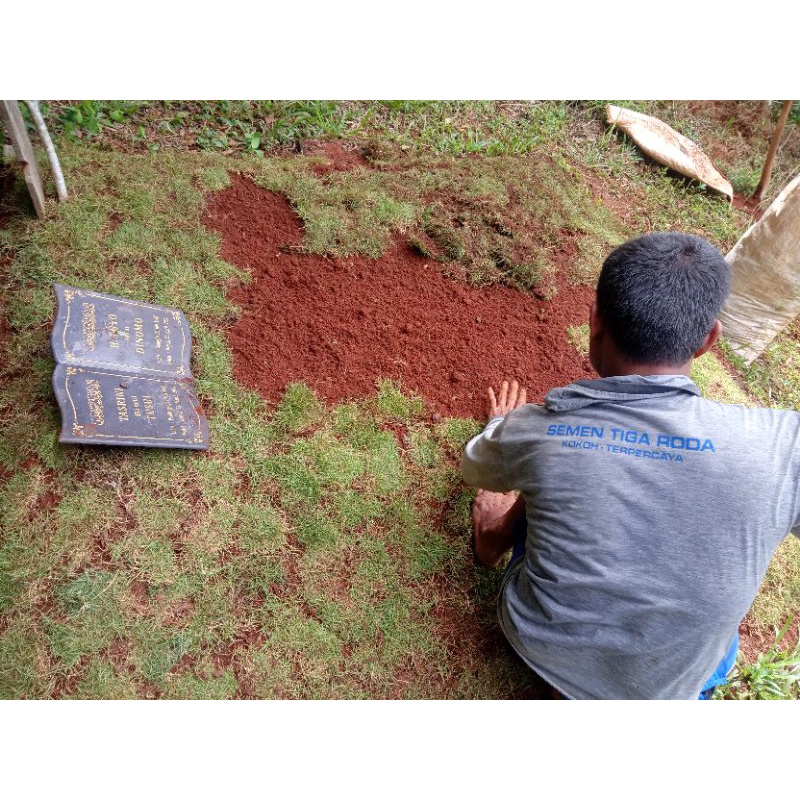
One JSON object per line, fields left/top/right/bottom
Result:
{"left": 81, "top": 302, "right": 97, "bottom": 351}
{"left": 85, "top": 379, "right": 105, "bottom": 426}
{"left": 159, "top": 384, "right": 175, "bottom": 422}
{"left": 113, "top": 387, "right": 130, "bottom": 422}
{"left": 134, "top": 317, "right": 145, "bottom": 355}
{"left": 142, "top": 394, "right": 156, "bottom": 422}
{"left": 108, "top": 312, "right": 119, "bottom": 349}
{"left": 162, "top": 315, "right": 174, "bottom": 365}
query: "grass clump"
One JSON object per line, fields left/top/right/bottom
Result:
{"left": 46, "top": 571, "right": 127, "bottom": 670}
{"left": 741, "top": 324, "right": 800, "bottom": 411}
{"left": 717, "top": 617, "right": 800, "bottom": 700}
{"left": 73, "top": 659, "right": 140, "bottom": 699}
{"left": 567, "top": 324, "right": 590, "bottom": 358}
{"left": 374, "top": 379, "right": 424, "bottom": 421}
{"left": 691, "top": 352, "right": 752, "bottom": 405}
{"left": 252, "top": 162, "right": 416, "bottom": 259}
{"left": 748, "top": 536, "right": 800, "bottom": 633}
{"left": 422, "top": 215, "right": 466, "bottom": 262}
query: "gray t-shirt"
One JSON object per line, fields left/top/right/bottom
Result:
{"left": 462, "top": 374, "right": 800, "bottom": 699}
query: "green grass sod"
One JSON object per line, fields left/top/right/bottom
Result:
{"left": 1, "top": 102, "right": 798, "bottom": 698}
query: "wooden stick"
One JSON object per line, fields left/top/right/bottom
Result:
{"left": 0, "top": 100, "right": 46, "bottom": 218}
{"left": 752, "top": 100, "right": 793, "bottom": 203}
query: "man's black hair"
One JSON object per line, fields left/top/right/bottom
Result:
{"left": 596, "top": 232, "right": 731, "bottom": 366}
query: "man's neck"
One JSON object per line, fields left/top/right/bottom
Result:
{"left": 596, "top": 353, "right": 692, "bottom": 379}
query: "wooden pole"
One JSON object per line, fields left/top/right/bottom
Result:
{"left": 0, "top": 100, "right": 46, "bottom": 218}
{"left": 752, "top": 100, "right": 794, "bottom": 203}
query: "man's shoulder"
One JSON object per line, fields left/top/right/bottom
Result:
{"left": 694, "top": 394, "right": 800, "bottom": 424}
{"left": 504, "top": 403, "right": 550, "bottom": 425}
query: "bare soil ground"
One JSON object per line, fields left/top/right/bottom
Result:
{"left": 205, "top": 173, "right": 595, "bottom": 420}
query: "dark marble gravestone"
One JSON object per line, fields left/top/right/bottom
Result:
{"left": 51, "top": 284, "right": 209, "bottom": 449}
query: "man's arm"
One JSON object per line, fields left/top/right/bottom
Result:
{"left": 461, "top": 380, "right": 527, "bottom": 491}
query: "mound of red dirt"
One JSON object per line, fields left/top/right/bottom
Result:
{"left": 204, "top": 173, "right": 596, "bottom": 419}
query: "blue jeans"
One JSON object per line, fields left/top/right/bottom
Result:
{"left": 697, "top": 633, "right": 738, "bottom": 699}
{"left": 506, "top": 530, "right": 737, "bottom": 699}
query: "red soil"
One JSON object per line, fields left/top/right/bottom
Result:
{"left": 204, "top": 173, "right": 596, "bottom": 419}
{"left": 304, "top": 141, "right": 369, "bottom": 175}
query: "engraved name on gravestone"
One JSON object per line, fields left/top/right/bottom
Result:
{"left": 51, "top": 284, "right": 209, "bottom": 449}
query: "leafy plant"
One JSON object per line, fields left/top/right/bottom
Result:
{"left": 717, "top": 616, "right": 800, "bottom": 699}
{"left": 55, "top": 101, "right": 143, "bottom": 138}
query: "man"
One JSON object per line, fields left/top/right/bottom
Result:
{"left": 462, "top": 231, "right": 800, "bottom": 699}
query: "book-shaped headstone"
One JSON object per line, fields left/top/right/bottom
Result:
{"left": 51, "top": 284, "right": 209, "bottom": 449}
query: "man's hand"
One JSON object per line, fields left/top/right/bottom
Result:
{"left": 487, "top": 380, "right": 528, "bottom": 420}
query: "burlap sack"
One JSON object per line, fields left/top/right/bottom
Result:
{"left": 719, "top": 173, "right": 800, "bottom": 365}
{"left": 606, "top": 105, "right": 733, "bottom": 201}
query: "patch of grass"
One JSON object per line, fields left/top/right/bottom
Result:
{"left": 373, "top": 379, "right": 424, "bottom": 421}
{"left": 0, "top": 616, "right": 54, "bottom": 698}
{"left": 199, "top": 166, "right": 231, "bottom": 191}
{"left": 151, "top": 258, "right": 229, "bottom": 319}
{"left": 47, "top": 571, "right": 128, "bottom": 670}
{"left": 330, "top": 489, "right": 382, "bottom": 530}
{"left": 253, "top": 163, "right": 416, "bottom": 258}
{"left": 398, "top": 524, "right": 453, "bottom": 582}
{"left": 292, "top": 431, "right": 367, "bottom": 488}
{"left": 53, "top": 485, "right": 122, "bottom": 572}
{"left": 422, "top": 214, "right": 466, "bottom": 262}
{"left": 131, "top": 492, "right": 190, "bottom": 539}
{"left": 125, "top": 537, "right": 180, "bottom": 588}
{"left": 293, "top": 509, "right": 341, "bottom": 551}
{"left": 134, "top": 626, "right": 195, "bottom": 684}
{"left": 236, "top": 501, "right": 286, "bottom": 553}
{"left": 436, "top": 418, "right": 483, "bottom": 453}
{"left": 504, "top": 256, "right": 549, "bottom": 292}
{"left": 742, "top": 326, "right": 800, "bottom": 411}
{"left": 728, "top": 158, "right": 762, "bottom": 197}
{"left": 407, "top": 427, "right": 443, "bottom": 469}
{"left": 58, "top": 570, "right": 117, "bottom": 615}
{"left": 749, "top": 536, "right": 800, "bottom": 633}
{"left": 363, "top": 431, "right": 405, "bottom": 496}
{"left": 268, "top": 382, "right": 324, "bottom": 436}
{"left": 163, "top": 668, "right": 238, "bottom": 700}
{"left": 717, "top": 617, "right": 800, "bottom": 700}
{"left": 691, "top": 353, "right": 752, "bottom": 405}
{"left": 567, "top": 324, "right": 590, "bottom": 358}
{"left": 73, "top": 659, "right": 140, "bottom": 699}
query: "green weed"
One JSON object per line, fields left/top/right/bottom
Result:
{"left": 717, "top": 617, "right": 800, "bottom": 700}
{"left": 567, "top": 324, "right": 590, "bottom": 358}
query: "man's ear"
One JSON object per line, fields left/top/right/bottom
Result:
{"left": 693, "top": 320, "right": 722, "bottom": 359}
{"left": 589, "top": 301, "right": 603, "bottom": 338}
{"left": 588, "top": 301, "right": 605, "bottom": 376}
